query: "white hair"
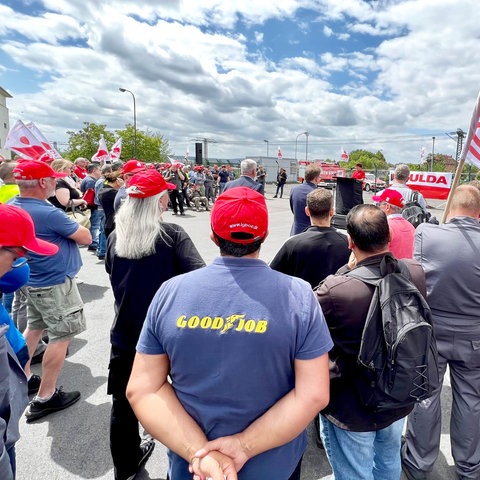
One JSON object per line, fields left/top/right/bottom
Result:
{"left": 241, "top": 159, "right": 257, "bottom": 175}
{"left": 114, "top": 191, "right": 171, "bottom": 259}
{"left": 16, "top": 179, "right": 40, "bottom": 191}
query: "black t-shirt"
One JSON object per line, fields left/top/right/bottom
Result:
{"left": 270, "top": 226, "right": 350, "bottom": 289}
{"left": 48, "top": 178, "right": 82, "bottom": 210}
{"left": 105, "top": 223, "right": 205, "bottom": 350}
{"left": 98, "top": 185, "right": 118, "bottom": 231}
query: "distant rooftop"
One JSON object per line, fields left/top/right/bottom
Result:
{"left": 0, "top": 86, "right": 12, "bottom": 98}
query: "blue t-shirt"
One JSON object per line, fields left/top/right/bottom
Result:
{"left": 10, "top": 197, "right": 81, "bottom": 286}
{"left": 137, "top": 256, "right": 333, "bottom": 480}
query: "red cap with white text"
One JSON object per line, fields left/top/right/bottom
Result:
{"left": 211, "top": 187, "right": 268, "bottom": 244}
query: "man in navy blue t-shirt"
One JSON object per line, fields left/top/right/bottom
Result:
{"left": 127, "top": 187, "right": 332, "bottom": 480}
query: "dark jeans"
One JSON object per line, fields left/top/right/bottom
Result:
{"left": 169, "top": 190, "right": 184, "bottom": 214}
{"left": 275, "top": 182, "right": 285, "bottom": 197}
{"left": 182, "top": 187, "right": 191, "bottom": 207}
{"left": 108, "top": 347, "right": 143, "bottom": 480}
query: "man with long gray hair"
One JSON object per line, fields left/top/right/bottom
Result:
{"left": 105, "top": 169, "right": 205, "bottom": 480}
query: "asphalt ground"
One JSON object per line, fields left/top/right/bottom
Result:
{"left": 16, "top": 183, "right": 457, "bottom": 480}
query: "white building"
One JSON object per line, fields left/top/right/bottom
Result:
{"left": 0, "top": 86, "right": 12, "bottom": 160}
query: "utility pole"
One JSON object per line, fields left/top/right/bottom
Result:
{"left": 431, "top": 136, "right": 435, "bottom": 171}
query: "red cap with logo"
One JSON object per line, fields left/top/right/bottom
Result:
{"left": 121, "top": 159, "right": 146, "bottom": 175}
{"left": 372, "top": 188, "right": 405, "bottom": 208}
{"left": 126, "top": 170, "right": 175, "bottom": 198}
{"left": 0, "top": 204, "right": 59, "bottom": 255}
{"left": 13, "top": 160, "right": 68, "bottom": 180}
{"left": 211, "top": 187, "right": 268, "bottom": 244}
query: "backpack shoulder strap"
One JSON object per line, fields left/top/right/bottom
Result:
{"left": 411, "top": 190, "right": 419, "bottom": 203}
{"left": 344, "top": 264, "right": 382, "bottom": 287}
{"left": 345, "top": 253, "right": 402, "bottom": 286}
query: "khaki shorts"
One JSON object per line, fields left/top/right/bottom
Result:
{"left": 23, "top": 277, "right": 86, "bottom": 343}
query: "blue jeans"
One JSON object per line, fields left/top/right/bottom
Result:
{"left": 89, "top": 208, "right": 103, "bottom": 247}
{"left": 320, "top": 415, "right": 405, "bottom": 480}
{"left": 96, "top": 209, "right": 106, "bottom": 256}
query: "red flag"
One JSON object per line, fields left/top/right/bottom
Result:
{"left": 5, "top": 119, "right": 54, "bottom": 162}
{"left": 91, "top": 135, "right": 110, "bottom": 163}
{"left": 277, "top": 146, "right": 282, "bottom": 159}
{"left": 25, "top": 122, "right": 61, "bottom": 159}
{"left": 463, "top": 91, "right": 480, "bottom": 169}
{"left": 110, "top": 137, "right": 122, "bottom": 161}
{"left": 341, "top": 147, "right": 349, "bottom": 161}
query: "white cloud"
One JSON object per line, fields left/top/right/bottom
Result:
{"left": 0, "top": 0, "right": 478, "bottom": 164}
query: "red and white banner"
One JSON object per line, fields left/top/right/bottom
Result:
{"left": 5, "top": 119, "right": 55, "bottom": 162}
{"left": 91, "top": 135, "right": 110, "bottom": 163}
{"left": 110, "top": 137, "right": 122, "bottom": 161}
{"left": 389, "top": 170, "right": 453, "bottom": 200}
{"left": 25, "top": 122, "right": 61, "bottom": 159}
{"left": 277, "top": 146, "right": 283, "bottom": 159}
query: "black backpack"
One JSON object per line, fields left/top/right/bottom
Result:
{"left": 402, "top": 190, "right": 430, "bottom": 227}
{"left": 346, "top": 255, "right": 439, "bottom": 411}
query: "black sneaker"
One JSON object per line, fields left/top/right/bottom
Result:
{"left": 28, "top": 374, "right": 41, "bottom": 395}
{"left": 25, "top": 388, "right": 81, "bottom": 423}
{"left": 125, "top": 438, "right": 155, "bottom": 480}
{"left": 30, "top": 349, "right": 45, "bottom": 365}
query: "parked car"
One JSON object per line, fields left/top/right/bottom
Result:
{"left": 363, "top": 173, "right": 386, "bottom": 192}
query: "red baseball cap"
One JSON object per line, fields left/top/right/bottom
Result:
{"left": 211, "top": 187, "right": 268, "bottom": 244}
{"left": 121, "top": 159, "right": 146, "bottom": 175}
{"left": 126, "top": 170, "right": 175, "bottom": 198}
{"left": 13, "top": 160, "right": 68, "bottom": 180}
{"left": 0, "top": 204, "right": 59, "bottom": 255}
{"left": 372, "top": 188, "right": 405, "bottom": 208}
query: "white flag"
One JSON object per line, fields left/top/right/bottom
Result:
{"left": 463, "top": 90, "right": 480, "bottom": 168}
{"left": 25, "top": 122, "right": 61, "bottom": 159}
{"left": 91, "top": 135, "right": 110, "bottom": 163}
{"left": 341, "top": 147, "right": 349, "bottom": 161}
{"left": 5, "top": 119, "right": 53, "bottom": 162}
{"left": 110, "top": 137, "right": 122, "bottom": 161}
{"left": 185, "top": 147, "right": 189, "bottom": 161}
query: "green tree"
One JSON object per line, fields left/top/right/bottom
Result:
{"left": 63, "top": 122, "right": 170, "bottom": 163}
{"left": 64, "top": 122, "right": 115, "bottom": 161}
{"left": 115, "top": 124, "right": 170, "bottom": 162}
{"left": 340, "top": 149, "right": 389, "bottom": 171}
{"left": 422, "top": 153, "right": 456, "bottom": 172}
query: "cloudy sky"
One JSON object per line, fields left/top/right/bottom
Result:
{"left": 0, "top": 0, "right": 478, "bottom": 163}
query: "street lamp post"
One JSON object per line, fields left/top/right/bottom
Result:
{"left": 119, "top": 88, "right": 137, "bottom": 158}
{"left": 295, "top": 131, "right": 308, "bottom": 160}
{"left": 264, "top": 139, "right": 269, "bottom": 157}
{"left": 431, "top": 136, "right": 435, "bottom": 171}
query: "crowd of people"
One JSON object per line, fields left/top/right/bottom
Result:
{"left": 0, "top": 154, "right": 479, "bottom": 480}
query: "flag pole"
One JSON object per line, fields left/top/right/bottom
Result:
{"left": 441, "top": 90, "right": 480, "bottom": 223}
